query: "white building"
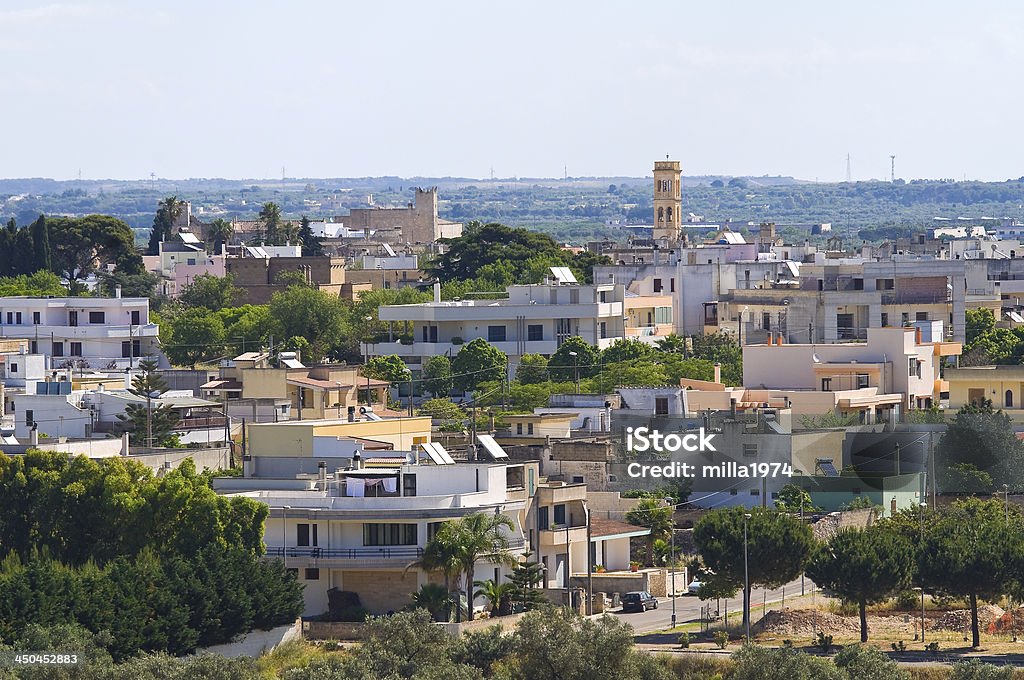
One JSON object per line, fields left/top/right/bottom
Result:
{"left": 216, "top": 459, "right": 534, "bottom": 617}
{"left": 368, "top": 282, "right": 627, "bottom": 374}
{"left": 0, "top": 295, "right": 161, "bottom": 370}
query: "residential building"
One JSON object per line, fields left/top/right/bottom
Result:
{"left": 200, "top": 352, "right": 390, "bottom": 423}
{"left": 946, "top": 364, "right": 1024, "bottom": 418}
{"left": 0, "top": 294, "right": 161, "bottom": 371}
{"left": 342, "top": 188, "right": 463, "bottom": 244}
{"left": 145, "top": 237, "right": 226, "bottom": 298}
{"left": 245, "top": 416, "right": 434, "bottom": 457}
{"left": 216, "top": 457, "right": 534, "bottom": 616}
{"left": 226, "top": 254, "right": 348, "bottom": 305}
{"left": 369, "top": 282, "right": 627, "bottom": 374}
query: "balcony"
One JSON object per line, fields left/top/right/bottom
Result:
{"left": 539, "top": 526, "right": 587, "bottom": 547}
{"left": 879, "top": 292, "right": 950, "bottom": 305}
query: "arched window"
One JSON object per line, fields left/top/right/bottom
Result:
{"left": 1006, "top": 390, "right": 1014, "bottom": 408}
{"left": 657, "top": 207, "right": 664, "bottom": 223}
{"left": 666, "top": 206, "right": 673, "bottom": 223}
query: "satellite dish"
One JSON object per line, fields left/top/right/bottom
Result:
{"left": 811, "top": 353, "right": 821, "bottom": 363}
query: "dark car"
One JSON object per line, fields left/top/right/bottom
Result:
{"left": 621, "top": 591, "right": 658, "bottom": 613}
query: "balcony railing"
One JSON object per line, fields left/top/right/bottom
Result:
{"left": 267, "top": 546, "right": 423, "bottom": 560}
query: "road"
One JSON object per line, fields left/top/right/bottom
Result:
{"left": 607, "top": 578, "right": 808, "bottom": 634}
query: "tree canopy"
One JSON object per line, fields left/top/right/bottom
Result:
{"left": 936, "top": 399, "right": 1024, "bottom": 492}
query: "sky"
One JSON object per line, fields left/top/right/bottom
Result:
{"left": 2, "top": 0, "right": 1022, "bottom": 182}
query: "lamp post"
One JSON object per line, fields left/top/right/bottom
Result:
{"left": 920, "top": 501, "right": 927, "bottom": 643}
{"left": 743, "top": 512, "right": 752, "bottom": 642}
{"left": 585, "top": 500, "right": 593, "bottom": 616}
{"left": 665, "top": 497, "right": 677, "bottom": 628}
{"left": 569, "top": 351, "right": 579, "bottom": 394}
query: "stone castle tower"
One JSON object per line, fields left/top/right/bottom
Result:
{"left": 652, "top": 159, "right": 682, "bottom": 243}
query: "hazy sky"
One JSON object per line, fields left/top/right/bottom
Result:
{"left": 3, "top": 1, "right": 1022, "bottom": 182}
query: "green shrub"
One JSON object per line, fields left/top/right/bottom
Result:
{"left": 894, "top": 589, "right": 920, "bottom": 610}
{"left": 834, "top": 644, "right": 909, "bottom": 680}
{"left": 677, "top": 631, "right": 691, "bottom": 648}
{"left": 950, "top": 660, "right": 1014, "bottom": 680}
{"left": 815, "top": 631, "right": 834, "bottom": 652}
{"left": 730, "top": 645, "right": 843, "bottom": 680}
{"left": 713, "top": 630, "right": 729, "bottom": 649}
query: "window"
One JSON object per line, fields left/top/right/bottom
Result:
{"left": 856, "top": 374, "right": 869, "bottom": 389}
{"left": 599, "top": 322, "right": 607, "bottom": 339}
{"left": 1007, "top": 390, "right": 1014, "bottom": 408}
{"left": 427, "top": 522, "right": 445, "bottom": 541}
{"left": 655, "top": 397, "right": 669, "bottom": 415}
{"left": 68, "top": 311, "right": 77, "bottom": 326}
{"left": 29, "top": 341, "right": 37, "bottom": 354}
{"left": 901, "top": 312, "right": 909, "bottom": 326}
{"left": 487, "top": 325, "right": 506, "bottom": 342}
{"left": 908, "top": 358, "right": 921, "bottom": 378}
{"left": 527, "top": 325, "right": 543, "bottom": 341}
{"left": 655, "top": 307, "right": 672, "bottom": 324}
{"left": 9, "top": 363, "right": 17, "bottom": 374}
{"left": 553, "top": 504, "right": 566, "bottom": 526}
{"left": 52, "top": 342, "right": 64, "bottom": 357}
{"left": 527, "top": 423, "right": 534, "bottom": 435}
{"left": 538, "top": 506, "right": 550, "bottom": 530}
{"left": 32, "top": 312, "right": 39, "bottom": 324}
{"left": 743, "top": 443, "right": 758, "bottom": 457}
{"left": 877, "top": 278, "right": 894, "bottom": 290}
{"left": 880, "top": 312, "right": 889, "bottom": 327}
{"left": 4, "top": 312, "right": 10, "bottom": 324}
{"left": 653, "top": 278, "right": 663, "bottom": 293}
{"left": 25, "top": 410, "right": 33, "bottom": 427}
{"left": 916, "top": 312, "right": 928, "bottom": 321}
{"left": 598, "top": 290, "right": 607, "bottom": 303}
{"left": 15, "top": 312, "right": 21, "bottom": 324}
{"left": 363, "top": 523, "right": 417, "bottom": 546}
{"left": 130, "top": 310, "right": 141, "bottom": 325}
{"left": 297, "top": 523, "right": 318, "bottom": 547}
{"left": 670, "top": 278, "right": 675, "bottom": 293}
{"left": 750, "top": 489, "right": 760, "bottom": 496}
{"left": 821, "top": 377, "right": 832, "bottom": 391}
{"left": 70, "top": 342, "right": 82, "bottom": 357}
{"left": 730, "top": 488, "right": 738, "bottom": 496}
{"left": 516, "top": 423, "right": 523, "bottom": 435}
{"left": 304, "top": 568, "right": 320, "bottom": 580}
{"left": 852, "top": 278, "right": 864, "bottom": 290}
{"left": 762, "top": 312, "right": 771, "bottom": 331}
{"left": 88, "top": 311, "right": 105, "bottom": 324}
{"left": 572, "top": 475, "right": 584, "bottom": 484}
{"left": 571, "top": 289, "right": 580, "bottom": 304}
{"left": 121, "top": 340, "right": 140, "bottom": 358}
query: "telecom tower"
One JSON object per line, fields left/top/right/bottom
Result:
{"left": 845, "top": 154, "right": 851, "bottom": 182}
{"left": 890, "top": 155, "right": 896, "bottom": 182}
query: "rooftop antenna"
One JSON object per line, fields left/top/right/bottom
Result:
{"left": 564, "top": 164, "right": 567, "bottom": 180}
{"left": 490, "top": 166, "right": 494, "bottom": 181}
{"left": 149, "top": 172, "right": 155, "bottom": 188}
{"left": 890, "top": 155, "right": 896, "bottom": 182}
{"left": 845, "top": 153, "right": 852, "bottom": 182}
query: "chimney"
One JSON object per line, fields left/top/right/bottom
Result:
{"left": 29, "top": 425, "right": 38, "bottom": 447}
{"left": 352, "top": 451, "right": 363, "bottom": 470}
{"left": 115, "top": 285, "right": 122, "bottom": 298}
{"left": 347, "top": 406, "right": 356, "bottom": 423}
{"left": 318, "top": 461, "right": 327, "bottom": 490}
{"left": 713, "top": 362, "right": 722, "bottom": 384}
{"left": 433, "top": 281, "right": 441, "bottom": 303}
{"left": 730, "top": 398, "right": 738, "bottom": 419}
{"left": 915, "top": 326, "right": 923, "bottom": 345}
{"left": 121, "top": 431, "right": 130, "bottom": 454}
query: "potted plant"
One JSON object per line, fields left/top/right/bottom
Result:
{"left": 629, "top": 561, "right": 641, "bottom": 572}
{"left": 593, "top": 564, "right": 607, "bottom": 573}
{"left": 451, "top": 336, "right": 464, "bottom": 346}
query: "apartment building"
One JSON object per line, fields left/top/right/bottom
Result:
{"left": 200, "top": 351, "right": 390, "bottom": 423}
{"left": 0, "top": 295, "right": 160, "bottom": 370}
{"left": 216, "top": 458, "right": 534, "bottom": 616}
{"left": 369, "top": 282, "right": 627, "bottom": 373}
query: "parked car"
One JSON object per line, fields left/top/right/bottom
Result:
{"left": 621, "top": 591, "right": 658, "bottom": 612}
{"left": 687, "top": 580, "right": 703, "bottom": 595}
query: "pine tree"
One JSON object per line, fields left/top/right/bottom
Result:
{"left": 508, "top": 551, "right": 546, "bottom": 612}
{"left": 116, "top": 358, "right": 180, "bottom": 447}
{"left": 297, "top": 215, "right": 324, "bottom": 256}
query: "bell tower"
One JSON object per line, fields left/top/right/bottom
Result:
{"left": 653, "top": 158, "right": 682, "bottom": 243}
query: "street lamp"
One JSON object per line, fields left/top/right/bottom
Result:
{"left": 743, "top": 513, "right": 752, "bottom": 642}
{"left": 664, "top": 497, "right": 677, "bottom": 628}
{"left": 920, "top": 501, "right": 927, "bottom": 643}
{"left": 569, "top": 351, "right": 579, "bottom": 394}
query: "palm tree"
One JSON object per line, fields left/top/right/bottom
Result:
{"left": 206, "top": 218, "right": 233, "bottom": 254}
{"left": 452, "top": 512, "right": 517, "bottom": 621}
{"left": 473, "top": 579, "right": 516, "bottom": 617}
{"left": 655, "top": 333, "right": 687, "bottom": 354}
{"left": 625, "top": 498, "right": 674, "bottom": 567}
{"left": 258, "top": 202, "right": 282, "bottom": 245}
{"left": 406, "top": 522, "right": 463, "bottom": 621}
{"left": 410, "top": 583, "right": 453, "bottom": 622}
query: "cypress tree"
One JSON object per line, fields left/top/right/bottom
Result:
{"left": 30, "top": 215, "right": 51, "bottom": 272}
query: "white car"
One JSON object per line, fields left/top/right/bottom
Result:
{"left": 687, "top": 580, "right": 703, "bottom": 595}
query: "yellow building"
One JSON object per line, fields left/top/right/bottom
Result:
{"left": 946, "top": 365, "right": 1024, "bottom": 419}
{"left": 246, "top": 416, "right": 433, "bottom": 457}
